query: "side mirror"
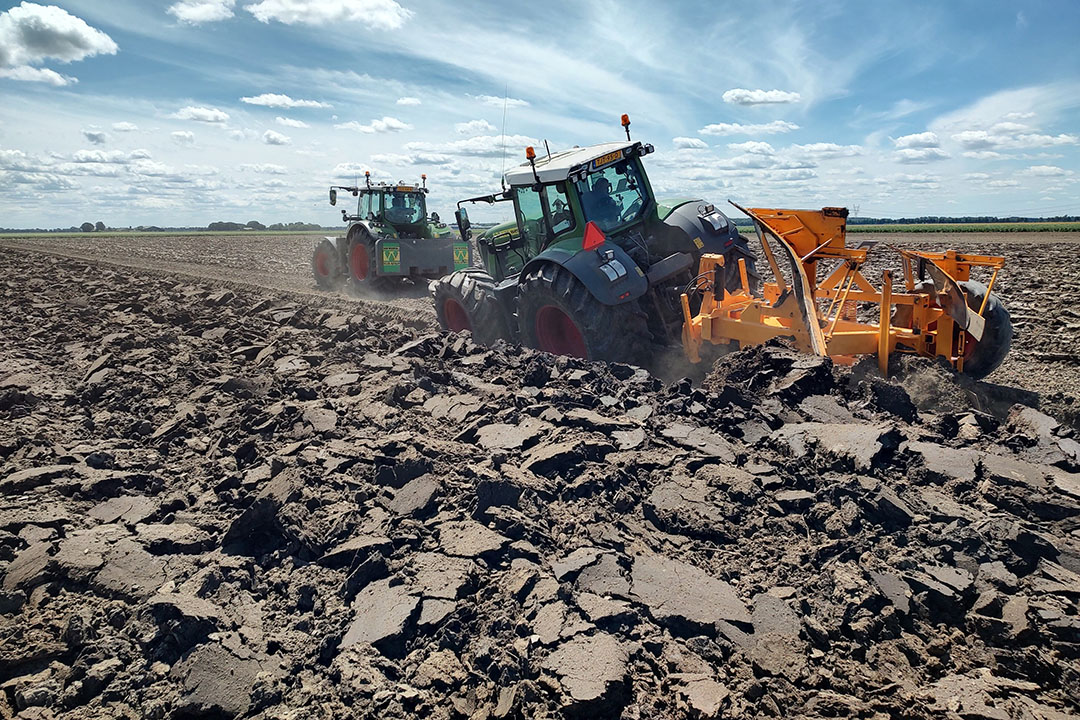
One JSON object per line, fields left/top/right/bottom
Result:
{"left": 454, "top": 208, "right": 471, "bottom": 241}
{"left": 329, "top": 188, "right": 337, "bottom": 206}
{"left": 430, "top": 211, "right": 440, "bottom": 224}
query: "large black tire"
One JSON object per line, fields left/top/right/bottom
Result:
{"left": 431, "top": 268, "right": 513, "bottom": 346}
{"left": 892, "top": 279, "right": 1011, "bottom": 380}
{"left": 957, "top": 279, "right": 1012, "bottom": 380}
{"left": 345, "top": 227, "right": 390, "bottom": 293}
{"left": 517, "top": 263, "right": 651, "bottom": 364}
{"left": 312, "top": 239, "right": 344, "bottom": 290}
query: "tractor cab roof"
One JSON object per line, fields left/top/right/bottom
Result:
{"left": 504, "top": 141, "right": 650, "bottom": 187}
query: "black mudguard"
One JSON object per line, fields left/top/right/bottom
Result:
{"left": 518, "top": 242, "right": 647, "bottom": 306}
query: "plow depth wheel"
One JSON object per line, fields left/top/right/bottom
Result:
{"left": 957, "top": 280, "right": 1013, "bottom": 380}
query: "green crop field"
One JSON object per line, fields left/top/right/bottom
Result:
{"left": 847, "top": 222, "right": 1080, "bottom": 233}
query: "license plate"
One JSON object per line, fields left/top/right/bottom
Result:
{"left": 591, "top": 150, "right": 623, "bottom": 169}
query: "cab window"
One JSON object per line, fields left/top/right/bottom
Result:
{"left": 385, "top": 192, "right": 425, "bottom": 224}
{"left": 359, "top": 192, "right": 373, "bottom": 219}
{"left": 545, "top": 183, "right": 574, "bottom": 236}
{"left": 514, "top": 186, "right": 544, "bottom": 248}
{"left": 575, "top": 159, "right": 646, "bottom": 232}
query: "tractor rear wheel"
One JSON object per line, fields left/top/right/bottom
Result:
{"left": 346, "top": 229, "right": 389, "bottom": 293}
{"left": 517, "top": 263, "right": 650, "bottom": 364}
{"left": 312, "top": 239, "right": 343, "bottom": 290}
{"left": 957, "top": 279, "right": 1012, "bottom": 380}
{"left": 431, "top": 268, "right": 512, "bottom": 346}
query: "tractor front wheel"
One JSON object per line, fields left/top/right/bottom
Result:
{"left": 431, "top": 268, "right": 512, "bottom": 345}
{"left": 312, "top": 239, "right": 344, "bottom": 290}
{"left": 517, "top": 263, "right": 650, "bottom": 364}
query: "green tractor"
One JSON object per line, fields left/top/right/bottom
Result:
{"left": 313, "top": 172, "right": 471, "bottom": 292}
{"left": 430, "top": 114, "right": 760, "bottom": 364}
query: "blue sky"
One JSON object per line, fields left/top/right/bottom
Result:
{"left": 1, "top": 0, "right": 1078, "bottom": 227}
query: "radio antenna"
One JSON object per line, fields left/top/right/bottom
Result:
{"left": 500, "top": 83, "right": 509, "bottom": 192}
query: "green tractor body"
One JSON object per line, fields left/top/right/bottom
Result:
{"left": 431, "top": 125, "right": 760, "bottom": 364}
{"left": 312, "top": 176, "right": 470, "bottom": 292}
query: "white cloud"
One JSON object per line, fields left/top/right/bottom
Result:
{"left": 727, "top": 141, "right": 775, "bottom": 155}
{"left": 82, "top": 129, "right": 107, "bottom": 145}
{"left": 262, "top": 129, "right": 290, "bottom": 145}
{"left": 963, "top": 172, "right": 991, "bottom": 180}
{"left": 699, "top": 120, "right": 799, "bottom": 136}
{"left": 334, "top": 116, "right": 411, "bottom": 134}
{"left": 240, "top": 93, "right": 331, "bottom": 109}
{"left": 172, "top": 130, "right": 195, "bottom": 145}
{"left": 455, "top": 119, "right": 496, "bottom": 135}
{"left": 790, "top": 143, "right": 863, "bottom": 159}
{"left": 722, "top": 88, "right": 801, "bottom": 105}
{"left": 275, "top": 116, "right": 309, "bottom": 128}
{"left": 672, "top": 137, "right": 708, "bottom": 150}
{"left": 952, "top": 129, "right": 1079, "bottom": 150}
{"left": 894, "top": 147, "right": 949, "bottom": 163}
{"left": 893, "top": 131, "right": 940, "bottom": 148}
{"left": 962, "top": 150, "right": 1003, "bottom": 160}
{"left": 396, "top": 96, "right": 421, "bottom": 106}
{"left": 240, "top": 163, "right": 288, "bottom": 174}
{"left": 71, "top": 149, "right": 150, "bottom": 164}
{"left": 371, "top": 152, "right": 453, "bottom": 166}
{"left": 0, "top": 3, "right": 117, "bottom": 71}
{"left": 167, "top": 0, "right": 236, "bottom": 24}
{"left": 0, "top": 65, "right": 75, "bottom": 85}
{"left": 988, "top": 180, "right": 1019, "bottom": 188}
{"left": 1021, "top": 165, "right": 1072, "bottom": 177}
{"left": 244, "top": 0, "right": 412, "bottom": 30}
{"left": 172, "top": 106, "right": 230, "bottom": 124}
{"left": 475, "top": 94, "right": 530, "bottom": 108}
{"left": 112, "top": 121, "right": 138, "bottom": 132}
{"left": 332, "top": 161, "right": 376, "bottom": 177}
{"left": 405, "top": 134, "right": 538, "bottom": 158}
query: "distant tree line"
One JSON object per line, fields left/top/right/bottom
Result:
{"left": 846, "top": 215, "right": 1080, "bottom": 225}
{"left": 206, "top": 220, "right": 324, "bottom": 231}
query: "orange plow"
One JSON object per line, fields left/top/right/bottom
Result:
{"left": 681, "top": 203, "right": 1011, "bottom": 378}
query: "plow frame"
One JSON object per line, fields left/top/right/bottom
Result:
{"left": 681, "top": 204, "right": 1005, "bottom": 374}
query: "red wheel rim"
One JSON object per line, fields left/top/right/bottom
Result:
{"left": 315, "top": 251, "right": 329, "bottom": 277}
{"left": 535, "top": 305, "right": 587, "bottom": 359}
{"left": 443, "top": 299, "right": 471, "bottom": 332}
{"left": 349, "top": 244, "right": 368, "bottom": 281}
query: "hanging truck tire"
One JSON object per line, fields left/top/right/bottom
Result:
{"left": 312, "top": 238, "right": 344, "bottom": 290}
{"left": 432, "top": 268, "right": 512, "bottom": 346}
{"left": 516, "top": 262, "right": 651, "bottom": 364}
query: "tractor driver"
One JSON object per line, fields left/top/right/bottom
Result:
{"left": 386, "top": 194, "right": 419, "bottom": 224}
{"left": 580, "top": 175, "right": 622, "bottom": 229}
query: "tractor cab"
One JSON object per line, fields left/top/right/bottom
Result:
{"left": 330, "top": 173, "right": 443, "bottom": 240}
{"left": 454, "top": 138, "right": 658, "bottom": 283}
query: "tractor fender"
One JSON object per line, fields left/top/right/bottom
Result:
{"left": 661, "top": 201, "right": 747, "bottom": 258}
{"left": 518, "top": 241, "right": 647, "bottom": 306}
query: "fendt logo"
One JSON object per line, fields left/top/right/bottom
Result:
{"left": 382, "top": 244, "right": 401, "bottom": 272}
{"left": 453, "top": 244, "right": 469, "bottom": 268}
